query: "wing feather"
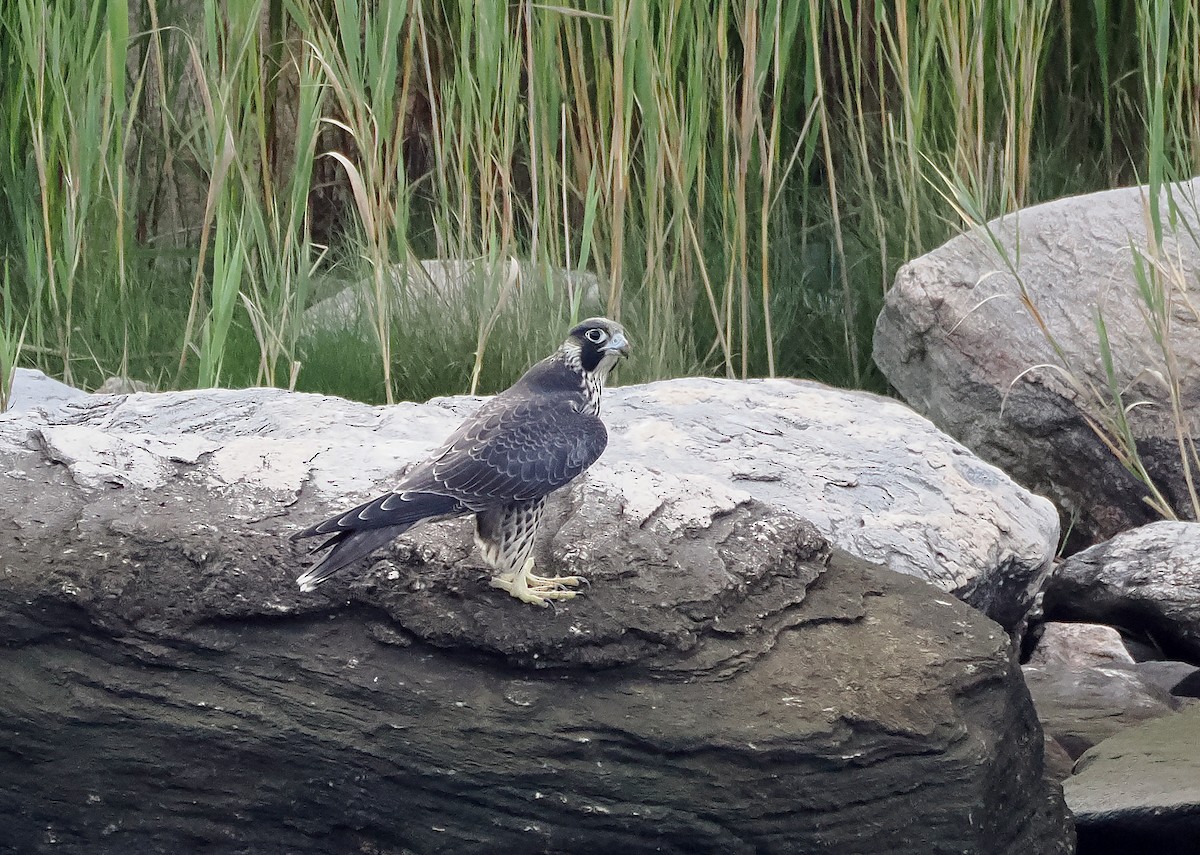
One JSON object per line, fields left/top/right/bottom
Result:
{"left": 420, "top": 397, "right": 607, "bottom": 506}
{"left": 293, "top": 490, "right": 464, "bottom": 539}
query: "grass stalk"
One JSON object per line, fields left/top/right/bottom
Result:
{"left": 0, "top": 261, "right": 28, "bottom": 412}
{"left": 0, "top": 0, "right": 1195, "bottom": 417}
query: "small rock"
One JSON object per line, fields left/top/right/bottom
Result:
{"left": 302, "top": 258, "right": 602, "bottom": 337}
{"left": 1132, "top": 660, "right": 1200, "bottom": 696}
{"left": 1022, "top": 663, "right": 1179, "bottom": 758}
{"left": 1027, "top": 622, "right": 1135, "bottom": 668}
{"left": 96, "top": 376, "right": 155, "bottom": 394}
{"left": 1042, "top": 733, "right": 1076, "bottom": 785}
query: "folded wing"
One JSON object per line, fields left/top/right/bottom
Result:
{"left": 293, "top": 397, "right": 607, "bottom": 589}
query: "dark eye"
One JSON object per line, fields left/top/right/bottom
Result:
{"left": 585, "top": 328, "right": 607, "bottom": 344}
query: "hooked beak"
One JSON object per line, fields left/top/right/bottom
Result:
{"left": 604, "top": 331, "right": 631, "bottom": 357}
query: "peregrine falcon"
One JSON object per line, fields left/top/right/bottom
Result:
{"left": 294, "top": 317, "right": 630, "bottom": 605}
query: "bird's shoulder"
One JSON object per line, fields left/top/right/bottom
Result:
{"left": 454, "top": 354, "right": 590, "bottom": 427}
{"left": 401, "top": 355, "right": 592, "bottom": 475}
{"left": 503, "top": 353, "right": 587, "bottom": 399}
{"left": 394, "top": 352, "right": 606, "bottom": 502}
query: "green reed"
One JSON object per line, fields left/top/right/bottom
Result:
{"left": 0, "top": 0, "right": 1196, "bottom": 407}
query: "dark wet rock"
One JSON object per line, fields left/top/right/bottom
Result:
{"left": 1022, "top": 663, "right": 1180, "bottom": 759}
{"left": 1043, "top": 521, "right": 1200, "bottom": 661}
{"left": 1067, "top": 707, "right": 1200, "bottom": 855}
{"left": 0, "top": 384, "right": 1072, "bottom": 854}
{"left": 874, "top": 179, "right": 1200, "bottom": 547}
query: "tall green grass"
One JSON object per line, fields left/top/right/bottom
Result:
{"left": 0, "top": 1, "right": 1197, "bottom": 409}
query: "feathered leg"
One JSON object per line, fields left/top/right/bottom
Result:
{"left": 475, "top": 498, "right": 585, "bottom": 606}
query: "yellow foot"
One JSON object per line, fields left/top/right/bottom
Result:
{"left": 489, "top": 558, "right": 587, "bottom": 606}
{"left": 528, "top": 571, "right": 586, "bottom": 588}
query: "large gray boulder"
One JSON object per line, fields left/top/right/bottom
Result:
{"left": 1043, "top": 521, "right": 1200, "bottom": 661}
{"left": 3, "top": 378, "right": 1058, "bottom": 631}
{"left": 874, "top": 179, "right": 1200, "bottom": 546}
{"left": 0, "top": 383, "right": 1073, "bottom": 854}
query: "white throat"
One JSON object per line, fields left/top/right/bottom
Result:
{"left": 560, "top": 340, "right": 609, "bottom": 416}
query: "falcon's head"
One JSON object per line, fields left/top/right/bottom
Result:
{"left": 565, "top": 317, "right": 631, "bottom": 380}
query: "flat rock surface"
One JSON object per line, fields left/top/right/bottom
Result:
{"left": 874, "top": 179, "right": 1200, "bottom": 546}
{"left": 609, "top": 380, "right": 1058, "bottom": 629}
{"left": 1043, "top": 521, "right": 1200, "bottom": 661}
{"left": 0, "top": 382, "right": 1072, "bottom": 854}
{"left": 1067, "top": 707, "right": 1200, "bottom": 855}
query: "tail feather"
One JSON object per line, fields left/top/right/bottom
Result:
{"left": 294, "top": 491, "right": 467, "bottom": 592}
{"left": 295, "top": 524, "right": 412, "bottom": 592}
